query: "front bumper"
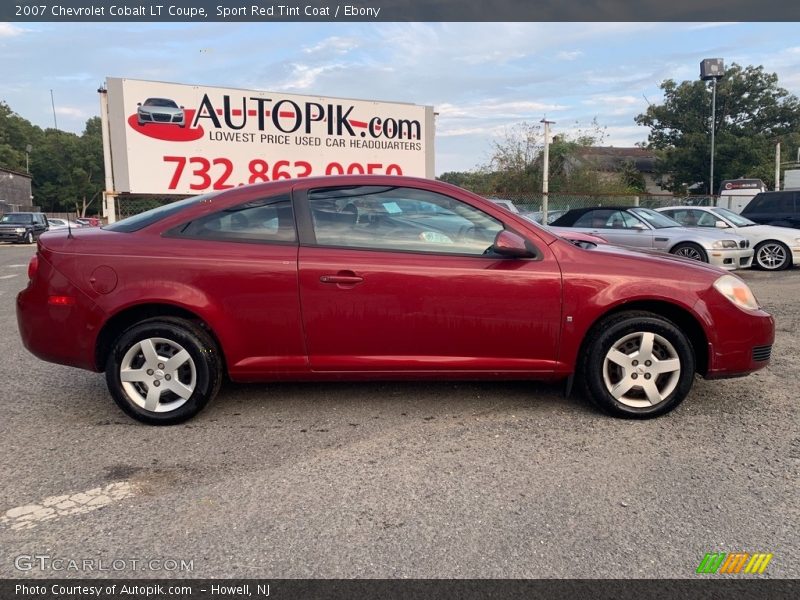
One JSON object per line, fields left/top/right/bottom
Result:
{"left": 0, "top": 230, "right": 27, "bottom": 242}
{"left": 707, "top": 247, "right": 753, "bottom": 270}
{"left": 699, "top": 296, "right": 774, "bottom": 379}
{"left": 791, "top": 246, "right": 800, "bottom": 266}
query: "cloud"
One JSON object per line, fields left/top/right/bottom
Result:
{"left": 303, "top": 36, "right": 359, "bottom": 55}
{"left": 556, "top": 50, "right": 583, "bottom": 61}
{"left": 686, "top": 22, "right": 739, "bottom": 31}
{"left": 54, "top": 106, "right": 88, "bottom": 119}
{"left": 0, "top": 23, "right": 27, "bottom": 38}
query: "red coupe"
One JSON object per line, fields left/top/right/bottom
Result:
{"left": 17, "top": 176, "right": 774, "bottom": 424}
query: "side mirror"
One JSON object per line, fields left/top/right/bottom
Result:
{"left": 715, "top": 220, "right": 728, "bottom": 228}
{"left": 137, "top": 102, "right": 142, "bottom": 106}
{"left": 180, "top": 105, "right": 185, "bottom": 109}
{"left": 492, "top": 230, "right": 538, "bottom": 258}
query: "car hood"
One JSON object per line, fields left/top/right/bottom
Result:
{"left": 652, "top": 226, "right": 745, "bottom": 242}
{"left": 570, "top": 238, "right": 729, "bottom": 276}
{"left": 737, "top": 224, "right": 800, "bottom": 241}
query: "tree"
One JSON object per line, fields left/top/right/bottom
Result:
{"left": 636, "top": 64, "right": 800, "bottom": 193}
{"left": 439, "top": 118, "right": 644, "bottom": 196}
{"left": 0, "top": 101, "right": 104, "bottom": 213}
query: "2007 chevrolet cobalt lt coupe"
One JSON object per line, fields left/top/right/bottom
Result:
{"left": 17, "top": 176, "right": 774, "bottom": 425}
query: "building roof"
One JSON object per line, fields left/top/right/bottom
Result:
{"left": 0, "top": 166, "right": 33, "bottom": 180}
{"left": 572, "top": 147, "right": 657, "bottom": 173}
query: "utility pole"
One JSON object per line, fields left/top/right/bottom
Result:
{"left": 540, "top": 118, "right": 555, "bottom": 223}
{"left": 775, "top": 142, "right": 781, "bottom": 191}
{"left": 700, "top": 59, "right": 724, "bottom": 198}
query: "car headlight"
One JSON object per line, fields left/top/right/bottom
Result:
{"left": 713, "top": 274, "right": 760, "bottom": 311}
{"left": 14, "top": 227, "right": 25, "bottom": 233}
{"left": 712, "top": 240, "right": 738, "bottom": 249}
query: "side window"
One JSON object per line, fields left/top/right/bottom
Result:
{"left": 170, "top": 195, "right": 296, "bottom": 244}
{"left": 573, "top": 209, "right": 615, "bottom": 228}
{"left": 307, "top": 185, "right": 504, "bottom": 256}
{"left": 695, "top": 211, "right": 718, "bottom": 227}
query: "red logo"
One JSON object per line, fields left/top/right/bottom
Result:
{"left": 128, "top": 109, "right": 204, "bottom": 142}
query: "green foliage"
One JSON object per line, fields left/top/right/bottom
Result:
{"left": 0, "top": 102, "right": 104, "bottom": 213}
{"left": 439, "top": 118, "right": 644, "bottom": 196}
{"left": 636, "top": 64, "right": 800, "bottom": 193}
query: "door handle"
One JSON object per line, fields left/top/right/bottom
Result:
{"left": 320, "top": 272, "right": 363, "bottom": 285}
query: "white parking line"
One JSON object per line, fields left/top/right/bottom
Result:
{"left": 0, "top": 274, "right": 18, "bottom": 280}
{"left": 0, "top": 482, "right": 135, "bottom": 531}
{"left": 8, "top": 264, "right": 26, "bottom": 268}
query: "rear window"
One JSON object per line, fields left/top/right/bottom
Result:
{"left": 104, "top": 192, "right": 221, "bottom": 233}
{"left": 744, "top": 192, "right": 794, "bottom": 214}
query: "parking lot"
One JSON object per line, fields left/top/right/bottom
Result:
{"left": 0, "top": 242, "right": 797, "bottom": 578}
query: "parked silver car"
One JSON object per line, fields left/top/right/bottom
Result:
{"left": 137, "top": 98, "right": 185, "bottom": 127}
{"left": 657, "top": 205, "right": 800, "bottom": 271}
{"left": 550, "top": 206, "right": 753, "bottom": 270}
{"left": 46, "top": 218, "right": 83, "bottom": 230}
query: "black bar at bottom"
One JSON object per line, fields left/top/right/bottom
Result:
{"left": 1, "top": 579, "right": 798, "bottom": 600}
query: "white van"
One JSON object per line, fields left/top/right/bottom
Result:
{"left": 716, "top": 179, "right": 767, "bottom": 213}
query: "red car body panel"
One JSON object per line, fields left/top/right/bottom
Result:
{"left": 17, "top": 175, "right": 774, "bottom": 388}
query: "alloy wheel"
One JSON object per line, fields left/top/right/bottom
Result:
{"left": 119, "top": 337, "right": 196, "bottom": 413}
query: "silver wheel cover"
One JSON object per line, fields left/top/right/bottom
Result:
{"left": 602, "top": 331, "right": 681, "bottom": 408}
{"left": 757, "top": 243, "right": 786, "bottom": 270}
{"left": 119, "top": 337, "right": 197, "bottom": 413}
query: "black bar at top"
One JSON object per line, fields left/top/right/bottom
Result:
{"left": 3, "top": 0, "right": 800, "bottom": 22}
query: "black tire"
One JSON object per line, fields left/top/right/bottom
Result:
{"left": 753, "top": 240, "right": 791, "bottom": 271}
{"left": 105, "top": 317, "right": 223, "bottom": 425}
{"left": 670, "top": 242, "right": 708, "bottom": 263}
{"left": 579, "top": 311, "right": 696, "bottom": 419}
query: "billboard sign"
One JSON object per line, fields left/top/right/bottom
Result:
{"left": 104, "top": 78, "right": 435, "bottom": 195}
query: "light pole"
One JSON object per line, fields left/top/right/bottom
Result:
{"left": 700, "top": 59, "right": 725, "bottom": 197}
{"left": 25, "top": 144, "right": 32, "bottom": 173}
{"left": 540, "top": 118, "right": 555, "bottom": 223}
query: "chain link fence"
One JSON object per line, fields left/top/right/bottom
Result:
{"left": 110, "top": 191, "right": 717, "bottom": 221}
{"left": 116, "top": 196, "right": 186, "bottom": 220}
{"left": 490, "top": 192, "right": 716, "bottom": 222}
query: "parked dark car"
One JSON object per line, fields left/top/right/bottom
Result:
{"left": 740, "top": 191, "right": 800, "bottom": 229}
{"left": 0, "top": 212, "right": 49, "bottom": 244}
{"left": 17, "top": 176, "right": 773, "bottom": 425}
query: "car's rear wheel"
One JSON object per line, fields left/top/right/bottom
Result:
{"left": 670, "top": 242, "right": 708, "bottom": 263}
{"left": 753, "top": 241, "right": 790, "bottom": 271}
{"left": 580, "top": 311, "right": 695, "bottom": 418}
{"left": 105, "top": 317, "right": 222, "bottom": 425}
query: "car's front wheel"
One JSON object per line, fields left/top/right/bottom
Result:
{"left": 580, "top": 311, "right": 696, "bottom": 418}
{"left": 753, "top": 241, "right": 790, "bottom": 271}
{"left": 670, "top": 242, "right": 708, "bottom": 263}
{"left": 105, "top": 317, "right": 223, "bottom": 425}
{"left": 24, "top": 231, "right": 34, "bottom": 244}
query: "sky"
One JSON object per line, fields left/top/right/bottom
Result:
{"left": 2, "top": 21, "right": 800, "bottom": 174}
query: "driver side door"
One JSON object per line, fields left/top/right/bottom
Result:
{"left": 295, "top": 184, "right": 564, "bottom": 373}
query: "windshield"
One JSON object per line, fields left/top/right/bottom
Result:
{"left": 630, "top": 207, "right": 681, "bottom": 229}
{"left": 104, "top": 192, "right": 221, "bottom": 233}
{"left": 144, "top": 98, "right": 178, "bottom": 108}
{"left": 712, "top": 207, "right": 756, "bottom": 227}
{"left": 1, "top": 214, "right": 32, "bottom": 224}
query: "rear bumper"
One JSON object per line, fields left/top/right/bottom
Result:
{"left": 16, "top": 255, "right": 105, "bottom": 372}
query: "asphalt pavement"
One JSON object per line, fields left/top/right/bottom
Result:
{"left": 0, "top": 243, "right": 797, "bottom": 578}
